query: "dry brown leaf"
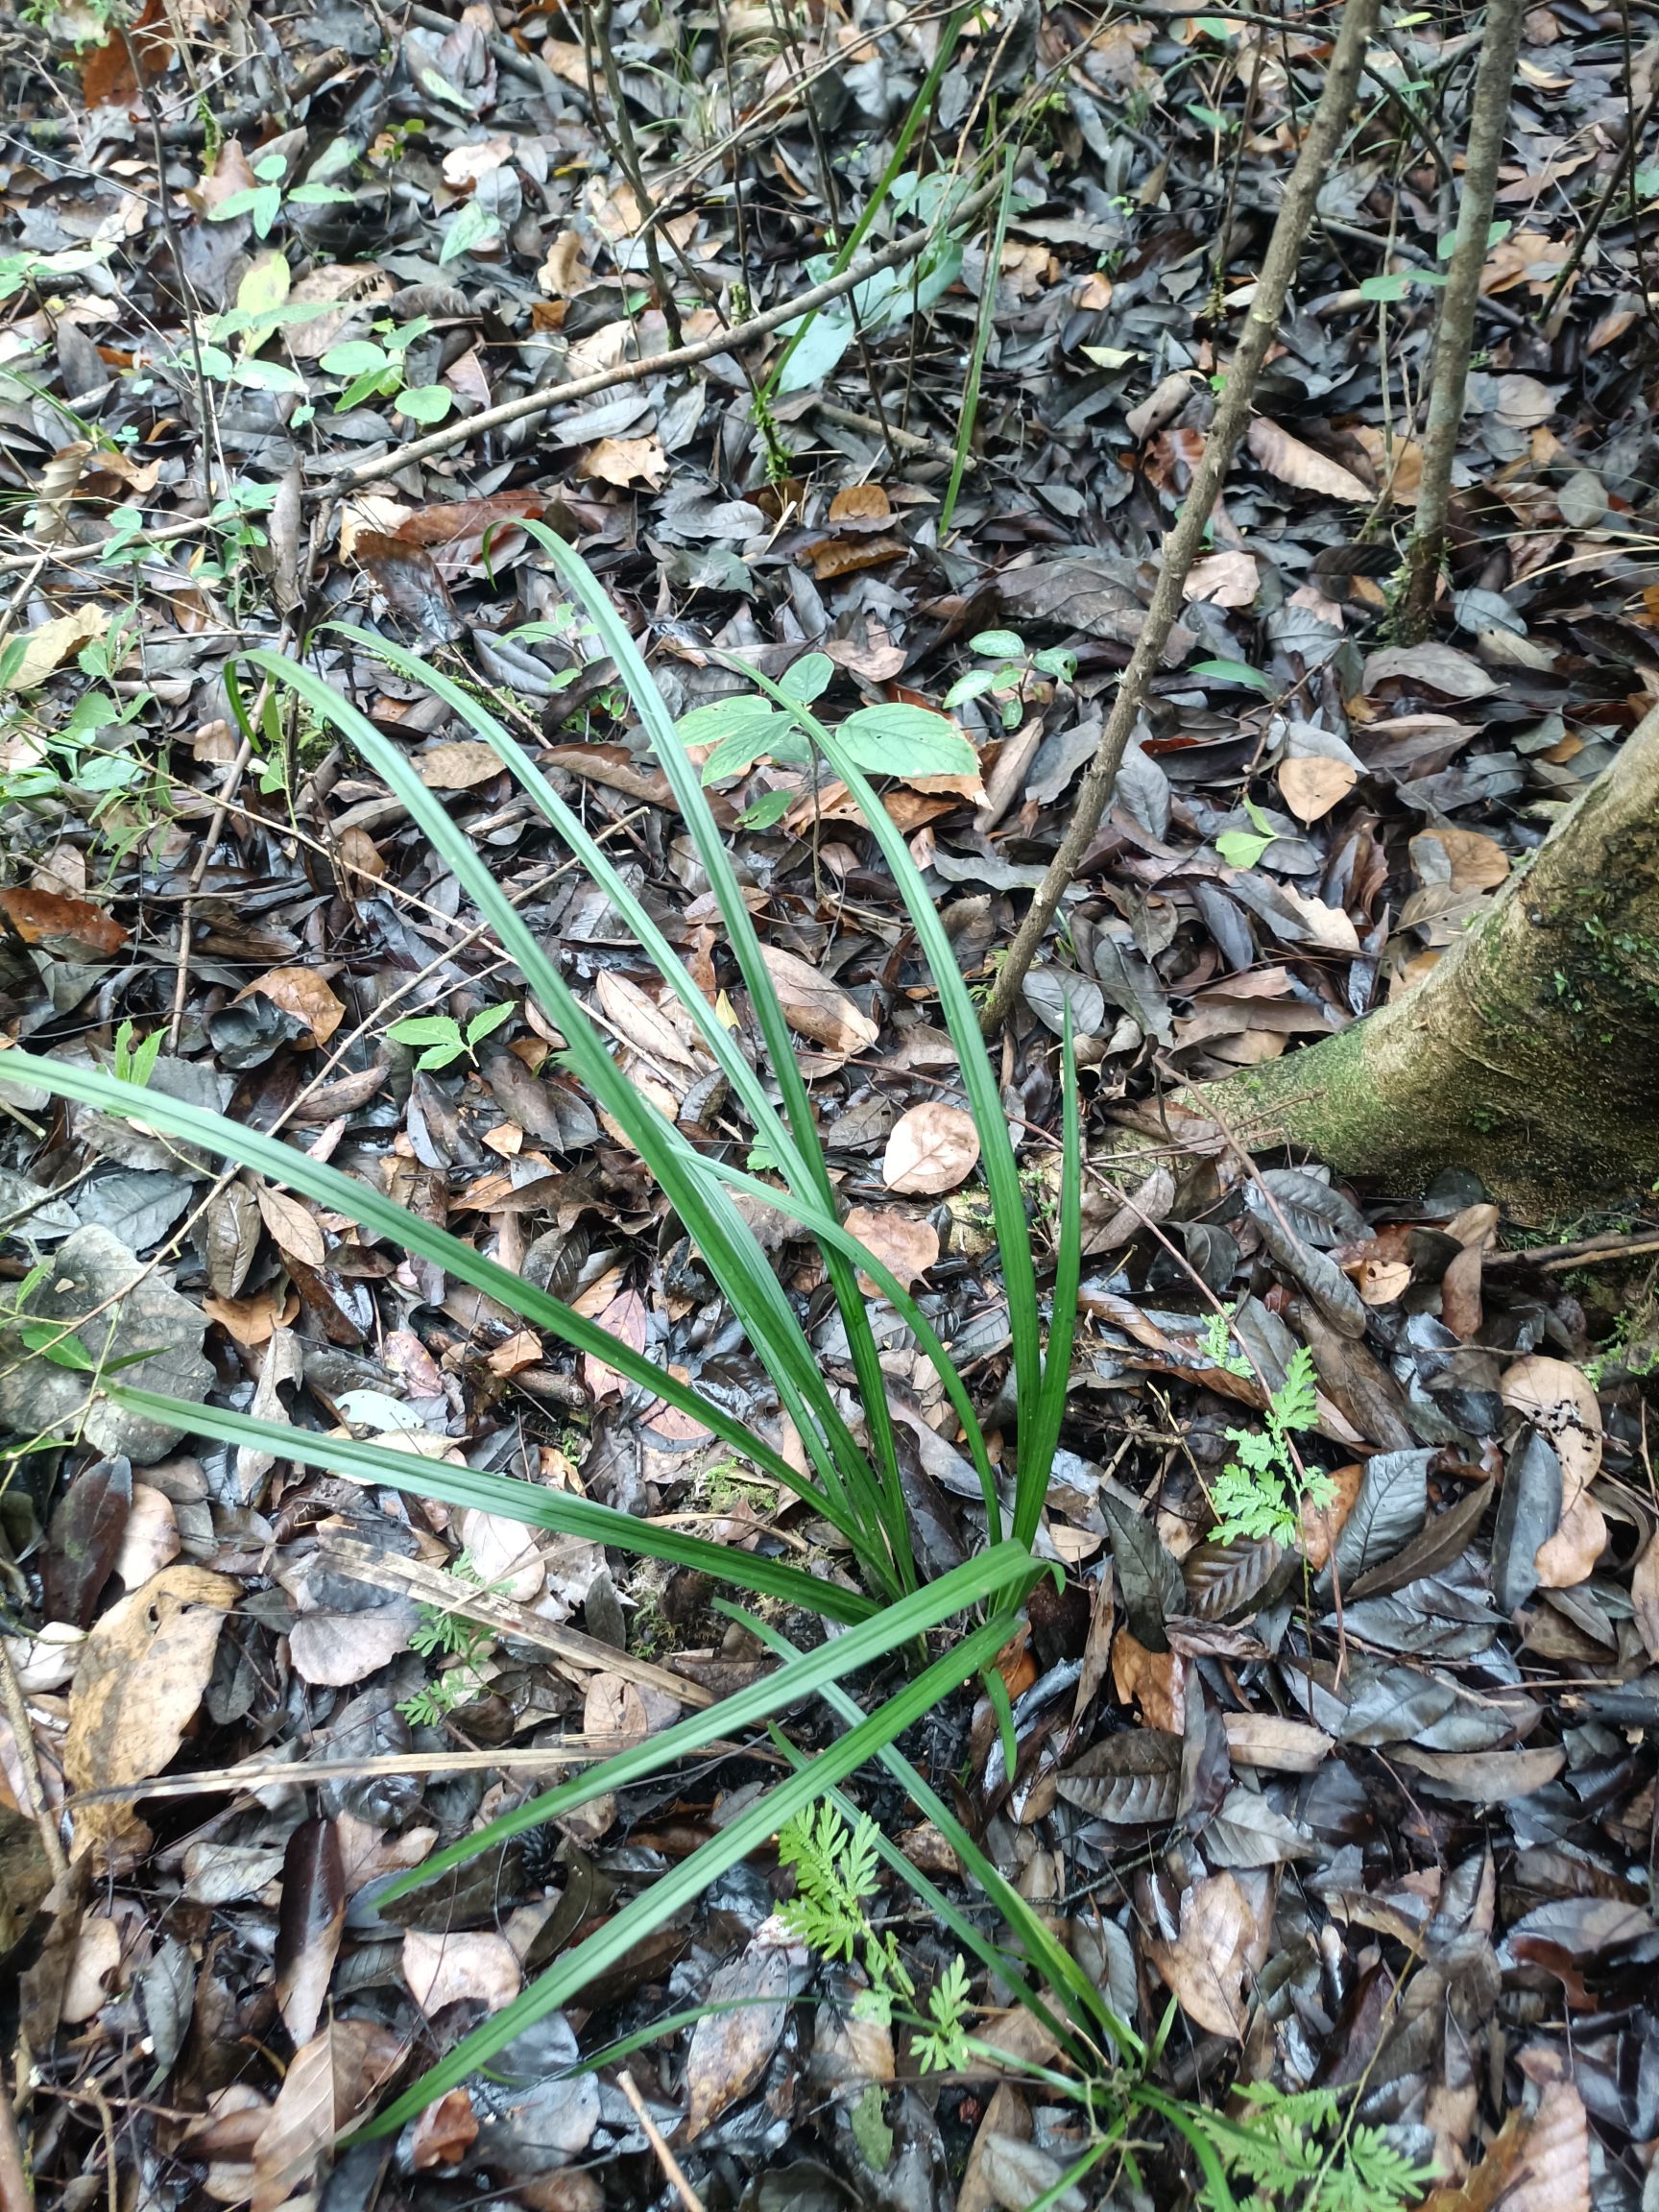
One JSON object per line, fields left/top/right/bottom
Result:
{"left": 1441, "top": 1241, "right": 1484, "bottom": 1340}
{"left": 1145, "top": 1872, "right": 1266, "bottom": 2037}
{"left": 60, "top": 1912, "right": 123, "bottom": 2023}
{"left": 1111, "top": 1627, "right": 1185, "bottom": 1730}
{"left": 806, "top": 533, "right": 909, "bottom": 580}
{"left": 1501, "top": 1355, "right": 1606, "bottom": 1588}
{"left": 684, "top": 1923, "right": 799, "bottom": 2140}
{"left": 253, "top": 1182, "right": 327, "bottom": 1270}
{"left": 580, "top": 1286, "right": 647, "bottom": 1398}
{"left": 882, "top": 1101, "right": 981, "bottom": 1194}
{"left": 843, "top": 1205, "right": 941, "bottom": 1293}
{"left": 411, "top": 2089, "right": 480, "bottom": 2171}
{"left": 1278, "top": 756, "right": 1358, "bottom": 823}
{"left": 65, "top": 1565, "right": 237, "bottom": 1856}
{"left": 594, "top": 970, "right": 699, "bottom": 1069}
{"left": 402, "top": 1929, "right": 521, "bottom": 2015}
{"left": 417, "top": 741, "right": 503, "bottom": 790}
{"left": 758, "top": 945, "right": 878, "bottom": 1054}
{"left": 239, "top": 965, "right": 345, "bottom": 1046}
{"left": 251, "top": 2020, "right": 404, "bottom": 2212}
{"left": 1245, "top": 418, "right": 1370, "bottom": 501}
{"left": 1221, "top": 1714, "right": 1334, "bottom": 1772}
{"left": 1633, "top": 1535, "right": 1659, "bottom": 1661}
{"left": 0, "top": 886, "right": 127, "bottom": 956}
{"left": 4, "top": 605, "right": 108, "bottom": 692}
{"left": 578, "top": 435, "right": 667, "bottom": 490}
{"left": 1299, "top": 1462, "right": 1363, "bottom": 1572}
{"left": 455, "top": 1507, "right": 544, "bottom": 1603}
{"left": 1184, "top": 550, "right": 1259, "bottom": 608}
{"left": 1350, "top": 423, "right": 1423, "bottom": 502}
{"left": 1409, "top": 826, "right": 1510, "bottom": 895}
{"left": 1273, "top": 881, "right": 1361, "bottom": 952}
{"left": 828, "top": 482, "right": 892, "bottom": 524}
{"left": 1419, "top": 2080, "right": 1589, "bottom": 2212}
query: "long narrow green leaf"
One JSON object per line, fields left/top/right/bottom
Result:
{"left": 743, "top": 1611, "right": 1142, "bottom": 2067}
{"left": 734, "top": 667, "right": 1043, "bottom": 1523}
{"left": 251, "top": 647, "right": 900, "bottom": 1589}
{"left": 106, "top": 1387, "right": 874, "bottom": 1623}
{"left": 376, "top": 1540, "right": 1039, "bottom": 1906}
{"left": 512, "top": 525, "right": 910, "bottom": 1591}
{"left": 356, "top": 1609, "right": 1014, "bottom": 2136}
{"left": 1016, "top": 1011, "right": 1081, "bottom": 1549}
{"left": 942, "top": 149, "right": 1016, "bottom": 536}
{"left": 0, "top": 1050, "right": 825, "bottom": 1519}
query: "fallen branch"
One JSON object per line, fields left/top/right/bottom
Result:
{"left": 310, "top": 175, "right": 1001, "bottom": 496}
{"left": 977, "top": 0, "right": 1382, "bottom": 1036}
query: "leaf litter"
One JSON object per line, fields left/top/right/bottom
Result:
{"left": 1, "top": 0, "right": 1658, "bottom": 2206}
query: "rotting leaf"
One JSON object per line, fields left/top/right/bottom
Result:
{"left": 1419, "top": 2079, "right": 1589, "bottom": 2212}
{"left": 1346, "top": 1479, "right": 1493, "bottom": 1601}
{"left": 1182, "top": 1533, "right": 1291, "bottom": 1621}
{"left": 0, "top": 886, "right": 127, "bottom": 958}
{"left": 1319, "top": 1448, "right": 1431, "bottom": 1596}
{"left": 1144, "top": 1871, "right": 1266, "bottom": 2037}
{"left": 684, "top": 1922, "right": 799, "bottom": 2141}
{"left": 44, "top": 1454, "right": 132, "bottom": 1629}
{"left": 758, "top": 947, "right": 878, "bottom": 1055}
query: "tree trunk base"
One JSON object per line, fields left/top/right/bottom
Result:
{"left": 1166, "top": 704, "right": 1659, "bottom": 1214}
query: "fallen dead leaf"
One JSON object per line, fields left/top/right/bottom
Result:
{"left": 417, "top": 741, "right": 503, "bottom": 790}
{"left": 402, "top": 1928, "right": 521, "bottom": 2015}
{"left": 843, "top": 1205, "right": 941, "bottom": 1292}
{"left": 758, "top": 946, "right": 878, "bottom": 1054}
{"left": 1111, "top": 1627, "right": 1185, "bottom": 1730}
{"left": 828, "top": 482, "right": 892, "bottom": 525}
{"left": 1145, "top": 1871, "right": 1266, "bottom": 2037}
{"left": 882, "top": 1101, "right": 981, "bottom": 1194}
{"left": 1419, "top": 2079, "right": 1588, "bottom": 2212}
{"left": 1221, "top": 1714, "right": 1334, "bottom": 1772}
{"left": 4, "top": 605, "right": 108, "bottom": 691}
{"left": 238, "top": 966, "right": 346, "bottom": 1046}
{"left": 1501, "top": 1355, "right": 1605, "bottom": 1588}
{"left": 0, "top": 886, "right": 127, "bottom": 957}
{"left": 252, "top": 2020, "right": 404, "bottom": 2212}
{"left": 684, "top": 1920, "right": 800, "bottom": 2140}
{"left": 1278, "top": 756, "right": 1358, "bottom": 823}
{"left": 578, "top": 435, "right": 667, "bottom": 489}
{"left": 1246, "top": 418, "right": 1369, "bottom": 501}
{"left": 65, "top": 1565, "right": 237, "bottom": 1856}
{"left": 1184, "top": 550, "right": 1259, "bottom": 607}
{"left": 253, "top": 1182, "right": 327, "bottom": 1271}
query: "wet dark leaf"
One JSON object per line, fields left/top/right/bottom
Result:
{"left": 276, "top": 1816, "right": 346, "bottom": 2047}
{"left": 1056, "top": 1729, "right": 1182, "bottom": 1823}
{"left": 1101, "top": 1495, "right": 1183, "bottom": 1653}
{"left": 44, "top": 1455, "right": 132, "bottom": 1628}
{"left": 1492, "top": 1428, "right": 1563, "bottom": 1616}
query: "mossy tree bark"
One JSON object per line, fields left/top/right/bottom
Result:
{"left": 1177, "top": 706, "right": 1659, "bottom": 1211}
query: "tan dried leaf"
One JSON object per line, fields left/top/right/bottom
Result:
{"left": 828, "top": 482, "right": 893, "bottom": 524}
{"left": 1419, "top": 2079, "right": 1588, "bottom": 2212}
{"left": 578, "top": 435, "right": 667, "bottom": 489}
{"left": 1221, "top": 1714, "right": 1334, "bottom": 1772}
{"left": 758, "top": 945, "right": 878, "bottom": 1054}
{"left": 1633, "top": 1535, "right": 1659, "bottom": 1661}
{"left": 251, "top": 2020, "right": 404, "bottom": 2212}
{"left": 1111, "top": 1628, "right": 1184, "bottom": 1730}
{"left": 1278, "top": 756, "right": 1357, "bottom": 823}
{"left": 684, "top": 1924, "right": 798, "bottom": 2140}
{"left": 1245, "top": 418, "right": 1370, "bottom": 501}
{"left": 843, "top": 1205, "right": 941, "bottom": 1292}
{"left": 1501, "top": 1354, "right": 1606, "bottom": 1589}
{"left": 4, "top": 605, "right": 108, "bottom": 692}
{"left": 882, "top": 1102, "right": 981, "bottom": 1194}
{"left": 65, "top": 1565, "right": 237, "bottom": 1856}
{"left": 1145, "top": 1872, "right": 1264, "bottom": 2037}
{"left": 1273, "top": 881, "right": 1361, "bottom": 951}
{"left": 402, "top": 1929, "right": 521, "bottom": 2015}
{"left": 418, "top": 741, "right": 503, "bottom": 789}
{"left": 1184, "top": 550, "right": 1259, "bottom": 608}
{"left": 239, "top": 965, "right": 346, "bottom": 1046}
{"left": 253, "top": 1181, "right": 327, "bottom": 1270}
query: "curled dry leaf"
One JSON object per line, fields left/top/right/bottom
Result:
{"left": 0, "top": 886, "right": 127, "bottom": 957}
{"left": 1500, "top": 1355, "right": 1606, "bottom": 1589}
{"left": 882, "top": 1101, "right": 981, "bottom": 1194}
{"left": 1183, "top": 550, "right": 1259, "bottom": 608}
{"left": 842, "top": 1204, "right": 941, "bottom": 1292}
{"left": 64, "top": 1564, "right": 237, "bottom": 1856}
{"left": 758, "top": 945, "right": 878, "bottom": 1054}
{"left": 1145, "top": 1871, "right": 1268, "bottom": 2038}
{"left": 578, "top": 434, "right": 667, "bottom": 489}
{"left": 238, "top": 966, "right": 346, "bottom": 1046}
{"left": 275, "top": 1817, "right": 345, "bottom": 2048}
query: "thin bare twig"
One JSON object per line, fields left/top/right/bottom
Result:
{"left": 977, "top": 0, "right": 1382, "bottom": 1034}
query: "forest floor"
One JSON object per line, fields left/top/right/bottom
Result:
{"left": 1, "top": 3, "right": 1658, "bottom": 2209}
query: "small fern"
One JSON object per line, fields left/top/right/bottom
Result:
{"left": 1192, "top": 2084, "right": 1432, "bottom": 2212}
{"left": 398, "top": 1551, "right": 511, "bottom": 1727}
{"left": 779, "top": 1803, "right": 976, "bottom": 2068}
{"left": 1208, "top": 1341, "right": 1333, "bottom": 1547}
